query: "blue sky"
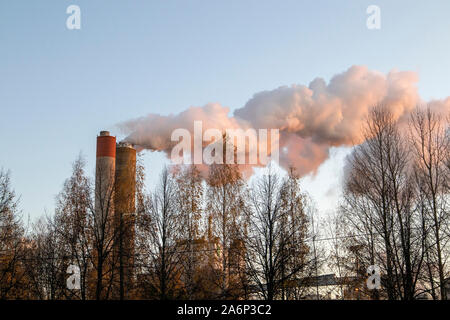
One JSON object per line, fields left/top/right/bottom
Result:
{"left": 1, "top": 1, "right": 450, "bottom": 219}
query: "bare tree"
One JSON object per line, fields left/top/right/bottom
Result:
{"left": 245, "top": 167, "right": 315, "bottom": 300}
{"left": 410, "top": 107, "right": 450, "bottom": 299}
{"left": 53, "top": 154, "right": 92, "bottom": 300}
{"left": 323, "top": 211, "right": 353, "bottom": 299}
{"left": 174, "top": 164, "right": 204, "bottom": 299}
{"left": 0, "top": 169, "right": 26, "bottom": 299}
{"left": 25, "top": 215, "right": 69, "bottom": 300}
{"left": 145, "top": 167, "right": 182, "bottom": 299}
{"left": 206, "top": 160, "right": 246, "bottom": 299}
{"left": 279, "top": 168, "right": 315, "bottom": 299}
{"left": 342, "top": 105, "right": 425, "bottom": 300}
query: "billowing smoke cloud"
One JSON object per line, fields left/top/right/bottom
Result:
{"left": 118, "top": 65, "right": 450, "bottom": 177}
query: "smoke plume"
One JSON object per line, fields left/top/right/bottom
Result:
{"left": 118, "top": 65, "right": 450, "bottom": 177}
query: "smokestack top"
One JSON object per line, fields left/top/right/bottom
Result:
{"left": 117, "top": 141, "right": 135, "bottom": 149}
{"left": 97, "top": 132, "right": 116, "bottom": 158}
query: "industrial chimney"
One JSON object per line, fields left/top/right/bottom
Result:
{"left": 95, "top": 131, "right": 116, "bottom": 228}
{"left": 114, "top": 141, "right": 136, "bottom": 299}
{"left": 95, "top": 131, "right": 137, "bottom": 299}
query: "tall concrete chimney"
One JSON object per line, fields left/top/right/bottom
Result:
{"left": 95, "top": 131, "right": 116, "bottom": 228}
{"left": 94, "top": 132, "right": 136, "bottom": 299}
{"left": 114, "top": 141, "right": 136, "bottom": 299}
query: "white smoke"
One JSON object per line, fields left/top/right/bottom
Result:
{"left": 118, "top": 65, "right": 450, "bottom": 177}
